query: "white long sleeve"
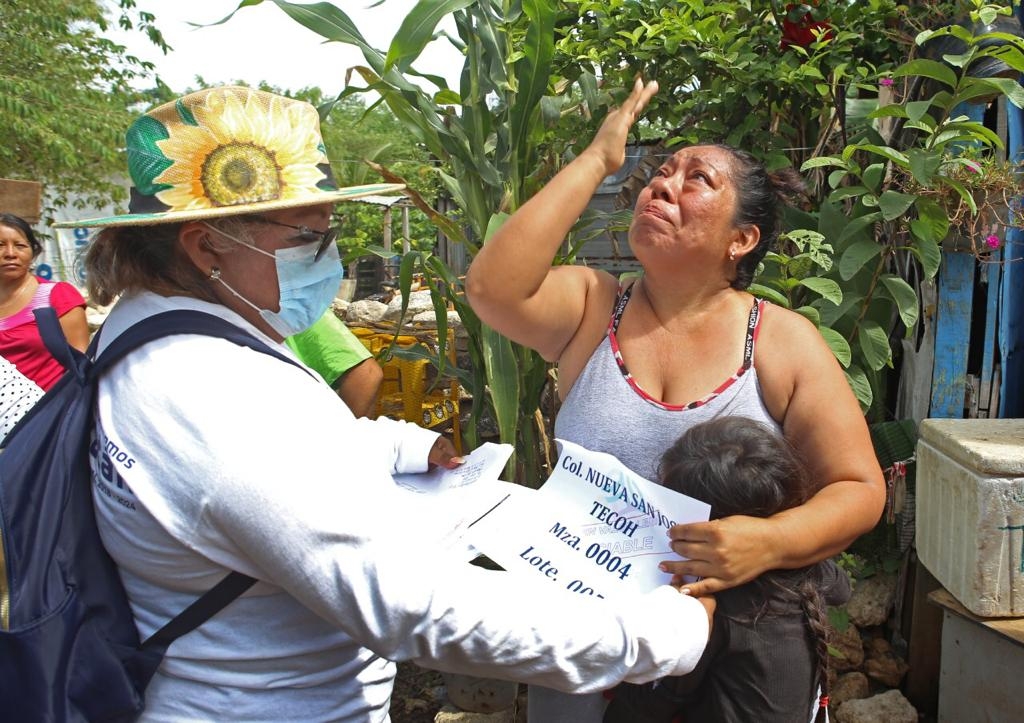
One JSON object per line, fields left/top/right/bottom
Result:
{"left": 92, "top": 291, "right": 707, "bottom": 722}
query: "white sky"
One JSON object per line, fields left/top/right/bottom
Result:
{"left": 108, "top": 1, "right": 463, "bottom": 95}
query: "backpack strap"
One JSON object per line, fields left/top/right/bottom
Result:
{"left": 139, "top": 571, "right": 258, "bottom": 654}
{"left": 35, "top": 308, "right": 310, "bottom": 383}
{"left": 35, "top": 307, "right": 88, "bottom": 381}
{"left": 92, "top": 309, "right": 310, "bottom": 377}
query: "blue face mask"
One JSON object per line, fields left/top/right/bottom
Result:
{"left": 208, "top": 225, "right": 343, "bottom": 337}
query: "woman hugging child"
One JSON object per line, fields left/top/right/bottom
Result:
{"left": 604, "top": 416, "right": 851, "bottom": 723}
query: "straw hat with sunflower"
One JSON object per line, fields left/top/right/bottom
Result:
{"left": 56, "top": 86, "right": 403, "bottom": 229}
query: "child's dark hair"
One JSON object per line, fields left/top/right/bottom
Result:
{"left": 657, "top": 416, "right": 809, "bottom": 519}
{"left": 658, "top": 416, "right": 833, "bottom": 720}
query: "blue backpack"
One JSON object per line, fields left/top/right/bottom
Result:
{"left": 0, "top": 309, "right": 304, "bottom": 722}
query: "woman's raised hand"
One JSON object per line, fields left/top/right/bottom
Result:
{"left": 585, "top": 78, "right": 659, "bottom": 177}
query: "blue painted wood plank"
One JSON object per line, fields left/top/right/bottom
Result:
{"left": 998, "top": 233, "right": 1024, "bottom": 416}
{"left": 979, "top": 248, "right": 1001, "bottom": 415}
{"left": 1002, "top": 33, "right": 1024, "bottom": 418}
{"left": 931, "top": 252, "right": 975, "bottom": 418}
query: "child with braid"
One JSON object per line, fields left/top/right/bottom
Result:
{"left": 604, "top": 417, "right": 850, "bottom": 723}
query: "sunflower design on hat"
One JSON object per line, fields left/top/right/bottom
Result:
{"left": 54, "top": 86, "right": 404, "bottom": 228}
{"left": 152, "top": 88, "right": 328, "bottom": 211}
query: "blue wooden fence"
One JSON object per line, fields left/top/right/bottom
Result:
{"left": 1001, "top": 5, "right": 1024, "bottom": 417}
{"left": 929, "top": 9, "right": 1024, "bottom": 418}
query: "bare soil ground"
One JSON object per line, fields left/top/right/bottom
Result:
{"left": 389, "top": 663, "right": 528, "bottom": 722}
{"left": 389, "top": 662, "right": 447, "bottom": 722}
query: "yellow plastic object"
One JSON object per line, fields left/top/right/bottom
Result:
{"left": 351, "top": 326, "right": 461, "bottom": 453}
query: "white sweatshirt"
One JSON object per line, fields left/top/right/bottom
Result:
{"left": 91, "top": 291, "right": 708, "bottom": 722}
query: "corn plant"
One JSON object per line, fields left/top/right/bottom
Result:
{"left": 224, "top": 0, "right": 576, "bottom": 486}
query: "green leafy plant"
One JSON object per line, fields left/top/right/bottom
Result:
{"left": 0, "top": 0, "right": 169, "bottom": 222}
{"left": 226, "top": 0, "right": 1024, "bottom": 443}
{"left": 799, "top": 0, "right": 1024, "bottom": 413}
{"left": 750, "top": 229, "right": 842, "bottom": 321}
{"left": 551, "top": 0, "right": 1024, "bottom": 415}
{"left": 223, "top": 0, "right": 581, "bottom": 486}
{"left": 893, "top": 148, "right": 1024, "bottom": 255}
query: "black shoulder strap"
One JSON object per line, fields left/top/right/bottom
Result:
{"left": 139, "top": 572, "right": 258, "bottom": 654}
{"left": 36, "top": 307, "right": 88, "bottom": 381}
{"left": 43, "top": 307, "right": 317, "bottom": 653}
{"left": 34, "top": 307, "right": 312, "bottom": 381}
{"left": 93, "top": 309, "right": 308, "bottom": 377}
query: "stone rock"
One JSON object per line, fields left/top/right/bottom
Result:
{"left": 346, "top": 299, "right": 388, "bottom": 325}
{"left": 835, "top": 689, "right": 918, "bottom": 723}
{"left": 829, "top": 622, "right": 865, "bottom": 672}
{"left": 434, "top": 703, "right": 517, "bottom": 722}
{"left": 443, "top": 673, "right": 519, "bottom": 713}
{"left": 863, "top": 637, "right": 909, "bottom": 688}
{"left": 412, "top": 308, "right": 464, "bottom": 333}
{"left": 830, "top": 672, "right": 870, "bottom": 709}
{"left": 384, "top": 289, "right": 435, "bottom": 322}
{"left": 847, "top": 574, "right": 898, "bottom": 628}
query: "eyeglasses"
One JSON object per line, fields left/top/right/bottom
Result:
{"left": 245, "top": 217, "right": 341, "bottom": 262}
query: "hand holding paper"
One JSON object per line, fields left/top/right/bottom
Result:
{"left": 391, "top": 443, "right": 520, "bottom": 558}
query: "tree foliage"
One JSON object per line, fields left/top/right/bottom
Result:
{"left": 0, "top": 0, "right": 168, "bottom": 220}
{"left": 555, "top": 0, "right": 983, "bottom": 173}
{"left": 227, "top": 0, "right": 1022, "bottom": 441}
{"left": 307, "top": 89, "right": 441, "bottom": 258}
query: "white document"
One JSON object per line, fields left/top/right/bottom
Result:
{"left": 392, "top": 441, "right": 514, "bottom": 494}
{"left": 391, "top": 442, "right": 520, "bottom": 557}
{"left": 465, "top": 439, "right": 711, "bottom": 599}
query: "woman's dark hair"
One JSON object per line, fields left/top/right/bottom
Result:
{"left": 0, "top": 213, "right": 43, "bottom": 258}
{"left": 801, "top": 579, "right": 832, "bottom": 723}
{"left": 711, "top": 145, "right": 807, "bottom": 291}
{"left": 658, "top": 416, "right": 809, "bottom": 519}
{"left": 85, "top": 223, "right": 215, "bottom": 306}
{"left": 659, "top": 416, "right": 834, "bottom": 721}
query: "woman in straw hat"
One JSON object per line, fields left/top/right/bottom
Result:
{"left": 58, "top": 86, "right": 712, "bottom": 722}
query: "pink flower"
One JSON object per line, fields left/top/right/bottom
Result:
{"left": 986, "top": 234, "right": 1000, "bottom": 249}
{"left": 880, "top": 77, "right": 894, "bottom": 87}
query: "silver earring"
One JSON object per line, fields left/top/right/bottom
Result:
{"left": 210, "top": 267, "right": 221, "bottom": 280}
{"left": 729, "top": 250, "right": 736, "bottom": 261}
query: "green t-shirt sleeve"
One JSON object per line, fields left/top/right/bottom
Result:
{"left": 284, "top": 312, "right": 372, "bottom": 387}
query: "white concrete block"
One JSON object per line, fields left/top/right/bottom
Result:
{"left": 916, "top": 418, "right": 1024, "bottom": 617}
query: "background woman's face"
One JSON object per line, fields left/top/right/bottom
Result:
{"left": 0, "top": 224, "right": 35, "bottom": 284}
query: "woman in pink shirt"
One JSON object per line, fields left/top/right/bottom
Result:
{"left": 0, "top": 213, "right": 89, "bottom": 390}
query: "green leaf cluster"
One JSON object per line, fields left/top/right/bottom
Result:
{"left": 0, "top": 0, "right": 168, "bottom": 223}
{"left": 797, "top": 0, "right": 1024, "bottom": 412}
{"left": 556, "top": 0, "right": 1022, "bottom": 415}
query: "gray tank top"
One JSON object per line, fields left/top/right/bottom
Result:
{"left": 554, "top": 284, "right": 782, "bottom": 482}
